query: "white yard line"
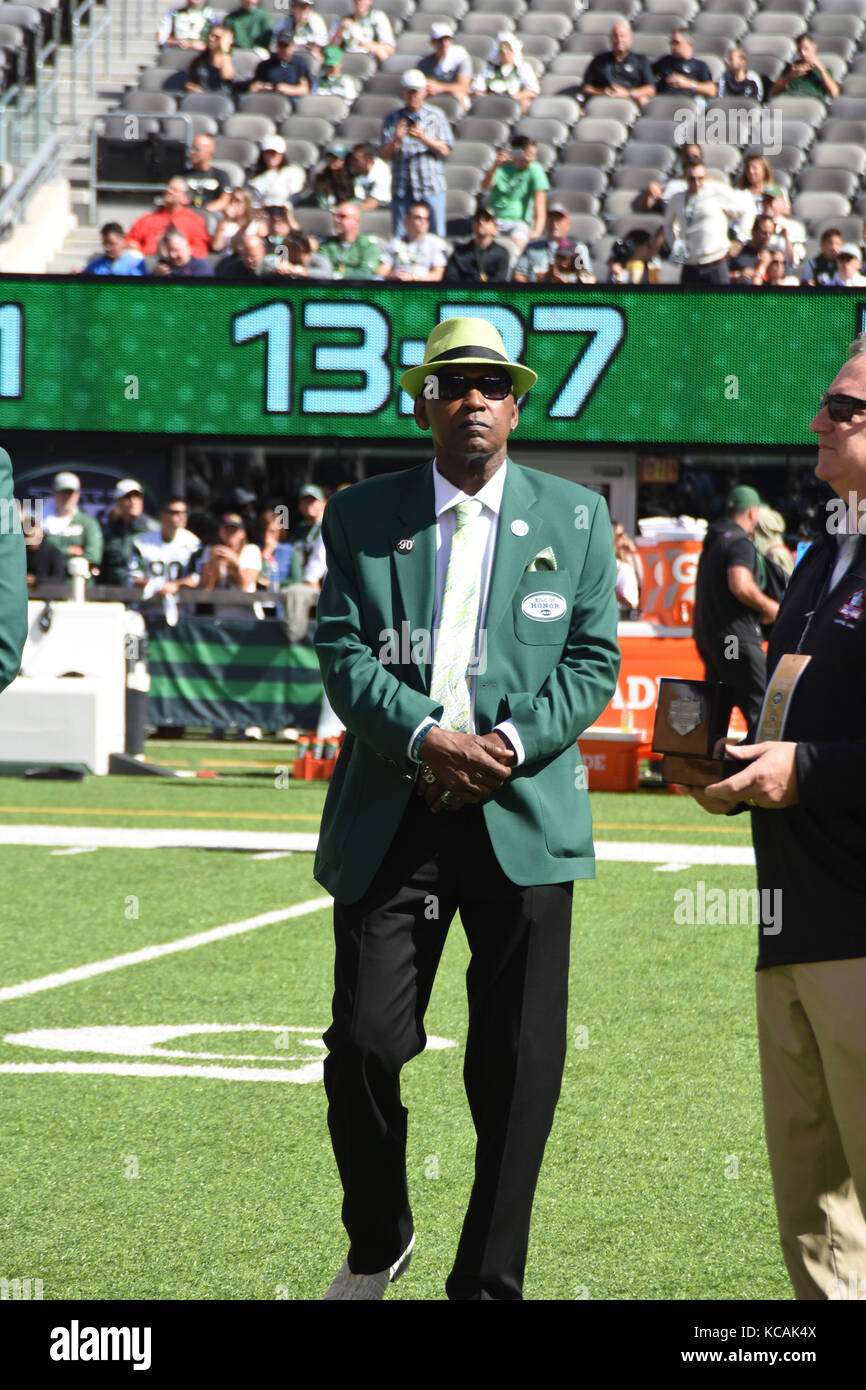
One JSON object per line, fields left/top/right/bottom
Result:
{"left": 0, "top": 897, "right": 333, "bottom": 1004}
{"left": 596, "top": 840, "right": 755, "bottom": 866}
{"left": 0, "top": 826, "right": 318, "bottom": 852}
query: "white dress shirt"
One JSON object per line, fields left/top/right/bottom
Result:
{"left": 408, "top": 458, "right": 526, "bottom": 765}
{"left": 664, "top": 183, "right": 752, "bottom": 265}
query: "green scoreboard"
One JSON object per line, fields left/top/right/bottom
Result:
{"left": 0, "top": 278, "right": 859, "bottom": 445}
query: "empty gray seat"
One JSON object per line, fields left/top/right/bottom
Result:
{"left": 222, "top": 113, "right": 277, "bottom": 142}
{"left": 610, "top": 165, "right": 666, "bottom": 190}
{"left": 471, "top": 94, "right": 522, "bottom": 122}
{"left": 161, "top": 113, "right": 219, "bottom": 140}
{"left": 540, "top": 74, "right": 585, "bottom": 97}
{"left": 563, "top": 213, "right": 606, "bottom": 243}
{"left": 278, "top": 138, "right": 321, "bottom": 168}
{"left": 337, "top": 115, "right": 386, "bottom": 143}
{"left": 528, "top": 95, "right": 581, "bottom": 125}
{"left": 752, "top": 12, "right": 805, "bottom": 34}
{"left": 549, "top": 164, "right": 608, "bottom": 193}
{"left": 450, "top": 139, "right": 498, "bottom": 168}
{"left": 571, "top": 117, "right": 629, "bottom": 147}
{"left": 820, "top": 119, "right": 866, "bottom": 144}
{"left": 811, "top": 14, "right": 864, "bottom": 39}
{"left": 458, "top": 116, "right": 512, "bottom": 145}
{"left": 136, "top": 67, "right": 186, "bottom": 93}
{"left": 282, "top": 116, "right": 336, "bottom": 146}
{"left": 768, "top": 95, "right": 828, "bottom": 125}
{"left": 213, "top": 136, "right": 258, "bottom": 168}
{"left": 633, "top": 13, "right": 695, "bottom": 32}
{"left": 827, "top": 96, "right": 866, "bottom": 121}
{"left": 563, "top": 33, "right": 606, "bottom": 54}
{"left": 239, "top": 93, "right": 292, "bottom": 121}
{"left": 812, "top": 215, "right": 863, "bottom": 243}
{"left": 467, "top": 0, "right": 526, "bottom": 16}
{"left": 643, "top": 0, "right": 698, "bottom": 12}
{"left": 617, "top": 141, "right": 675, "bottom": 170}
{"left": 547, "top": 189, "right": 602, "bottom": 215}
{"left": 792, "top": 191, "right": 852, "bottom": 220}
{"left": 417, "top": 0, "right": 469, "bottom": 14}
{"left": 550, "top": 52, "right": 594, "bottom": 75}
{"left": 341, "top": 52, "right": 377, "bottom": 80}
{"left": 295, "top": 94, "right": 349, "bottom": 122}
{"left": 701, "top": 0, "right": 757, "bottom": 13}
{"left": 519, "top": 36, "right": 560, "bottom": 63}
{"left": 796, "top": 168, "right": 858, "bottom": 197}
{"left": 512, "top": 116, "right": 570, "bottom": 146}
{"left": 643, "top": 95, "right": 699, "bottom": 120}
{"left": 692, "top": 12, "right": 748, "bottom": 37}
{"left": 180, "top": 92, "right": 235, "bottom": 121}
{"left": 445, "top": 164, "right": 484, "bottom": 193}
{"left": 765, "top": 146, "right": 806, "bottom": 176}
{"left": 840, "top": 75, "right": 866, "bottom": 98}
{"left": 742, "top": 35, "right": 796, "bottom": 63}
{"left": 295, "top": 206, "right": 336, "bottom": 239}
{"left": 629, "top": 118, "right": 678, "bottom": 143}
{"left": 583, "top": 95, "right": 640, "bottom": 125}
{"left": 809, "top": 142, "right": 866, "bottom": 174}
{"left": 428, "top": 93, "right": 464, "bottom": 124}
{"left": 576, "top": 11, "right": 631, "bottom": 33}
{"left": 379, "top": 53, "right": 423, "bottom": 73}
{"left": 122, "top": 91, "right": 178, "bottom": 114}
{"left": 351, "top": 94, "right": 403, "bottom": 117}
{"left": 603, "top": 188, "right": 647, "bottom": 218}
{"left": 517, "top": 13, "right": 573, "bottom": 39}
{"left": 559, "top": 139, "right": 619, "bottom": 170}
{"left": 457, "top": 13, "right": 504, "bottom": 35}
{"left": 157, "top": 49, "right": 195, "bottom": 70}
{"left": 452, "top": 33, "right": 503, "bottom": 59}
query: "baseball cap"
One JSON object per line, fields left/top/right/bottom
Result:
{"left": 328, "top": 141, "right": 350, "bottom": 158}
{"left": 429, "top": 22, "right": 453, "bottom": 39}
{"left": 262, "top": 135, "right": 287, "bottom": 154}
{"left": 299, "top": 484, "right": 325, "bottom": 501}
{"left": 220, "top": 512, "right": 246, "bottom": 527}
{"left": 839, "top": 242, "right": 862, "bottom": 259}
{"left": 401, "top": 68, "right": 428, "bottom": 90}
{"left": 727, "top": 485, "right": 763, "bottom": 511}
{"left": 115, "top": 478, "right": 144, "bottom": 497}
{"left": 553, "top": 238, "right": 578, "bottom": 256}
{"left": 323, "top": 44, "right": 343, "bottom": 65}
{"left": 547, "top": 202, "right": 569, "bottom": 216}
{"left": 52, "top": 470, "right": 80, "bottom": 491}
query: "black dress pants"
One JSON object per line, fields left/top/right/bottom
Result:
{"left": 322, "top": 795, "right": 573, "bottom": 1300}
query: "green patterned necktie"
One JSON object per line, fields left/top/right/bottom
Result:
{"left": 429, "top": 499, "right": 485, "bottom": 733}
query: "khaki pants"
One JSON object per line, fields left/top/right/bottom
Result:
{"left": 757, "top": 959, "right": 866, "bottom": 1300}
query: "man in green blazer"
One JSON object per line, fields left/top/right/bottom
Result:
{"left": 0, "top": 448, "right": 29, "bottom": 693}
{"left": 315, "top": 317, "right": 620, "bottom": 1300}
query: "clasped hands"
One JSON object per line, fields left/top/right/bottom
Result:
{"left": 417, "top": 727, "right": 515, "bottom": 814}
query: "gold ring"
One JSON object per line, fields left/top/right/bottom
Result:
{"left": 441, "top": 790, "right": 461, "bottom": 807}
{"left": 421, "top": 766, "right": 436, "bottom": 785}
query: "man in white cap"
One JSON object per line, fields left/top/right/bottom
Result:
{"left": 381, "top": 68, "right": 453, "bottom": 237}
{"left": 101, "top": 481, "right": 158, "bottom": 587}
{"left": 417, "top": 23, "right": 473, "bottom": 111}
{"left": 828, "top": 243, "right": 866, "bottom": 288}
{"left": 41, "top": 472, "right": 104, "bottom": 575}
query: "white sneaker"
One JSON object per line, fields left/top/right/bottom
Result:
{"left": 323, "top": 1233, "right": 415, "bottom": 1300}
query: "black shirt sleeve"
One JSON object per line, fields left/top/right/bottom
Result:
{"left": 722, "top": 530, "right": 757, "bottom": 573}
{"left": 583, "top": 54, "right": 608, "bottom": 88}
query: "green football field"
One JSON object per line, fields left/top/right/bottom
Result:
{"left": 0, "top": 742, "right": 786, "bottom": 1302}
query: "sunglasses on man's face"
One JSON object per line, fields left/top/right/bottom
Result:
{"left": 433, "top": 373, "right": 513, "bottom": 400}
{"left": 820, "top": 392, "right": 866, "bottom": 422}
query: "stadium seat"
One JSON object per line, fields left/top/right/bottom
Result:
{"left": 705, "top": 145, "right": 742, "bottom": 174}
{"left": 519, "top": 36, "right": 560, "bottom": 64}
{"left": 295, "top": 94, "right": 349, "bottom": 122}
{"left": 811, "top": 14, "right": 864, "bottom": 40}
{"left": 549, "top": 164, "right": 608, "bottom": 193}
{"left": 809, "top": 142, "right": 866, "bottom": 174}
{"left": 629, "top": 118, "right": 680, "bottom": 143}
{"left": 157, "top": 49, "right": 195, "bottom": 70}
{"left": 359, "top": 209, "right": 394, "bottom": 238}
{"left": 549, "top": 53, "right": 593, "bottom": 75}
{"left": 765, "top": 146, "right": 807, "bottom": 177}
{"left": 571, "top": 117, "right": 629, "bottom": 147}
{"left": 450, "top": 139, "right": 498, "bottom": 169}
{"left": 819, "top": 0, "right": 866, "bottom": 10}
{"left": 751, "top": 12, "right": 805, "bottom": 35}
{"left": 121, "top": 91, "right": 178, "bottom": 114}
{"left": 527, "top": 95, "right": 581, "bottom": 126}
{"left": 470, "top": 94, "right": 522, "bottom": 122}
{"left": 222, "top": 114, "right": 276, "bottom": 142}
{"left": 609, "top": 165, "right": 666, "bottom": 191}
{"left": 335, "top": 115, "right": 384, "bottom": 144}
{"left": 136, "top": 68, "right": 188, "bottom": 93}
{"left": 840, "top": 75, "right": 866, "bottom": 98}
{"left": 341, "top": 52, "right": 377, "bottom": 80}
{"left": 456, "top": 13, "right": 503, "bottom": 35}
{"left": 633, "top": 14, "right": 697, "bottom": 33}
{"left": 758, "top": 0, "right": 811, "bottom": 10}
{"left": 558, "top": 139, "right": 619, "bottom": 170}
{"left": 512, "top": 116, "right": 570, "bottom": 146}
{"left": 644, "top": 95, "right": 699, "bottom": 121}
{"left": 428, "top": 93, "right": 464, "bottom": 124}
{"left": 209, "top": 159, "right": 246, "bottom": 190}
{"left": 811, "top": 216, "right": 863, "bottom": 243}
{"left": 213, "top": 136, "right": 259, "bottom": 169}
{"left": 458, "top": 116, "right": 511, "bottom": 145}
{"left": 231, "top": 52, "right": 260, "bottom": 81}
{"left": 351, "top": 95, "right": 403, "bottom": 117}
{"left": 180, "top": 93, "right": 235, "bottom": 122}
{"left": 548, "top": 189, "right": 602, "bottom": 215}
{"left": 792, "top": 191, "right": 852, "bottom": 221}
{"left": 563, "top": 33, "right": 605, "bottom": 54}
{"left": 827, "top": 96, "right": 866, "bottom": 121}
{"left": 603, "top": 188, "right": 647, "bottom": 219}
{"left": 395, "top": 28, "right": 434, "bottom": 47}
{"left": 295, "top": 206, "right": 336, "bottom": 239}
{"left": 529, "top": 0, "right": 584, "bottom": 11}
{"left": 161, "top": 113, "right": 219, "bottom": 140}
{"left": 820, "top": 118, "right": 866, "bottom": 144}
{"left": 575, "top": 11, "right": 631, "bottom": 33}
{"left": 445, "top": 187, "right": 477, "bottom": 228}
{"left": 583, "top": 96, "right": 640, "bottom": 125}
{"left": 796, "top": 168, "right": 858, "bottom": 197}
{"left": 450, "top": 33, "right": 500, "bottom": 60}
{"left": 276, "top": 138, "right": 321, "bottom": 168}
{"left": 617, "top": 142, "right": 676, "bottom": 171}
{"left": 768, "top": 96, "right": 828, "bottom": 125}
{"left": 539, "top": 74, "right": 585, "bottom": 97}
{"left": 531, "top": 141, "right": 556, "bottom": 169}
{"left": 444, "top": 164, "right": 484, "bottom": 193}
{"left": 470, "top": 0, "right": 527, "bottom": 16}
{"left": 364, "top": 73, "right": 410, "bottom": 98}
{"left": 628, "top": 33, "right": 674, "bottom": 58}
{"left": 643, "top": 0, "right": 698, "bottom": 13}
{"left": 239, "top": 93, "right": 292, "bottom": 121}
{"left": 564, "top": 213, "right": 606, "bottom": 244}
{"left": 852, "top": 194, "right": 866, "bottom": 217}
{"left": 701, "top": 0, "right": 757, "bottom": 13}
{"left": 691, "top": 13, "right": 748, "bottom": 39}
{"left": 517, "top": 14, "right": 574, "bottom": 40}
{"left": 742, "top": 36, "right": 796, "bottom": 64}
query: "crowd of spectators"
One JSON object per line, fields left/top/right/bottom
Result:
{"left": 68, "top": 1, "right": 866, "bottom": 287}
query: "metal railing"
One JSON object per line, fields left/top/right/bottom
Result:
{"left": 68, "top": 0, "right": 112, "bottom": 125}
{"left": 0, "top": 132, "right": 66, "bottom": 241}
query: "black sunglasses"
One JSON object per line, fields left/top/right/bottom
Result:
{"left": 820, "top": 392, "right": 866, "bottom": 422}
{"left": 433, "top": 373, "right": 513, "bottom": 400}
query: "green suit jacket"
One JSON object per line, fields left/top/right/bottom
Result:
{"left": 0, "top": 448, "right": 29, "bottom": 692}
{"left": 313, "top": 457, "right": 620, "bottom": 904}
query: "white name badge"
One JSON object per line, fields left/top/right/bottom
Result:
{"left": 521, "top": 591, "right": 567, "bottom": 621}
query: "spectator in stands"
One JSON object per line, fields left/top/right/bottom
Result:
{"left": 381, "top": 69, "right": 452, "bottom": 238}
{"left": 319, "top": 201, "right": 381, "bottom": 278}
{"left": 582, "top": 22, "right": 656, "bottom": 108}
{"left": 131, "top": 498, "right": 202, "bottom": 607}
{"left": 22, "top": 505, "right": 65, "bottom": 590}
{"left": 269, "top": 228, "right": 333, "bottom": 277}
{"left": 262, "top": 203, "right": 300, "bottom": 253}
{"left": 182, "top": 134, "right": 231, "bottom": 211}
{"left": 314, "top": 142, "right": 354, "bottom": 208}
{"left": 718, "top": 45, "right": 762, "bottom": 100}
{"left": 80, "top": 223, "right": 146, "bottom": 276}
{"left": 660, "top": 157, "right": 750, "bottom": 284}
{"left": 157, "top": 1, "right": 217, "bottom": 50}
{"left": 737, "top": 154, "right": 781, "bottom": 223}
{"left": 255, "top": 508, "right": 284, "bottom": 591}
{"left": 329, "top": 0, "right": 395, "bottom": 63}
{"left": 653, "top": 30, "right": 715, "bottom": 98}
{"left": 152, "top": 229, "right": 215, "bottom": 277}
{"left": 613, "top": 520, "right": 641, "bottom": 616}
{"left": 607, "top": 229, "right": 660, "bottom": 283}
{"left": 378, "top": 200, "right": 447, "bottom": 281}
{"left": 479, "top": 134, "right": 548, "bottom": 253}
{"left": 827, "top": 243, "right": 866, "bottom": 287}
{"left": 638, "top": 143, "right": 707, "bottom": 214}
{"left": 101, "top": 481, "right": 157, "bottom": 586}
{"left": 185, "top": 24, "right": 235, "bottom": 92}
{"left": 284, "top": 0, "right": 329, "bottom": 62}
{"left": 126, "top": 178, "right": 210, "bottom": 258}
{"left": 728, "top": 213, "right": 778, "bottom": 281}
{"left": 442, "top": 206, "right": 511, "bottom": 283}
{"left": 475, "top": 33, "right": 539, "bottom": 116}
{"left": 756, "top": 251, "right": 800, "bottom": 286}
{"left": 288, "top": 484, "right": 327, "bottom": 580}
{"left": 799, "top": 227, "right": 843, "bottom": 285}
{"left": 418, "top": 24, "right": 473, "bottom": 113}
{"left": 42, "top": 472, "right": 103, "bottom": 575}
{"left": 215, "top": 230, "right": 269, "bottom": 279}
{"left": 513, "top": 203, "right": 595, "bottom": 283}
{"left": 770, "top": 33, "right": 839, "bottom": 101}
{"left": 535, "top": 238, "right": 588, "bottom": 284}
{"left": 762, "top": 189, "right": 806, "bottom": 266}
{"left": 199, "top": 512, "right": 262, "bottom": 617}
{"left": 348, "top": 141, "right": 391, "bottom": 210}
{"left": 223, "top": 0, "right": 273, "bottom": 56}
{"left": 315, "top": 45, "right": 359, "bottom": 103}
{"left": 248, "top": 31, "right": 311, "bottom": 99}
{"left": 211, "top": 188, "right": 259, "bottom": 252}
{"left": 249, "top": 136, "right": 306, "bottom": 206}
